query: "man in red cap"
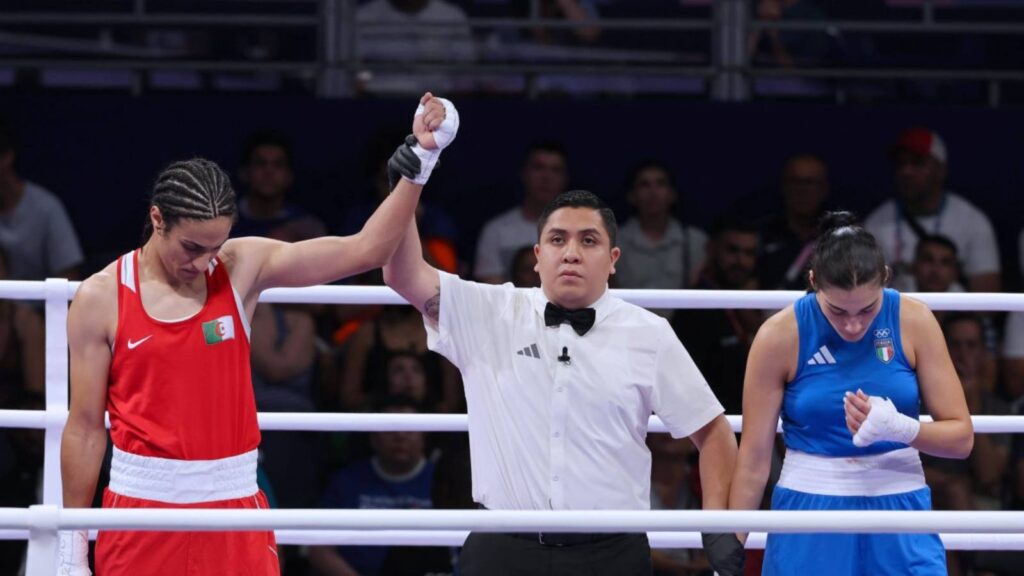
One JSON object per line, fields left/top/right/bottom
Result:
{"left": 863, "top": 127, "right": 1001, "bottom": 293}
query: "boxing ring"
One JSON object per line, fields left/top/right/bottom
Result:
{"left": 4, "top": 279, "right": 1024, "bottom": 575}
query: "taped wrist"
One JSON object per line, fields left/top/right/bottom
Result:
{"left": 407, "top": 97, "right": 460, "bottom": 186}
{"left": 58, "top": 530, "right": 91, "bottom": 575}
{"left": 852, "top": 396, "right": 921, "bottom": 447}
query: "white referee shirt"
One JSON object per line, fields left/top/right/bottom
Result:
{"left": 425, "top": 271, "right": 724, "bottom": 511}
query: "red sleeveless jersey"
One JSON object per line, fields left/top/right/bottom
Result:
{"left": 107, "top": 250, "right": 260, "bottom": 460}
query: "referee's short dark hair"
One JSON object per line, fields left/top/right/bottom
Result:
{"left": 536, "top": 190, "right": 618, "bottom": 248}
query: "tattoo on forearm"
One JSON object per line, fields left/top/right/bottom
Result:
{"left": 424, "top": 288, "right": 441, "bottom": 321}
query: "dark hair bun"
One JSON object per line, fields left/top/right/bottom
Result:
{"left": 818, "top": 210, "right": 860, "bottom": 236}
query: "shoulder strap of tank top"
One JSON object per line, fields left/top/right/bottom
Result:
{"left": 118, "top": 250, "right": 138, "bottom": 293}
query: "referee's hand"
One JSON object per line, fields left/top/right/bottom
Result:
{"left": 701, "top": 532, "right": 745, "bottom": 576}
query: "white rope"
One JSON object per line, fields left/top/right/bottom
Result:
{"left": 271, "top": 530, "right": 1024, "bottom": 551}
{"left": 0, "top": 281, "right": 58, "bottom": 301}
{"left": 36, "top": 508, "right": 1024, "bottom": 534}
{"left": 3, "top": 280, "right": 1024, "bottom": 311}
{"left": 0, "top": 410, "right": 48, "bottom": 429}
{"left": 1, "top": 529, "right": 1020, "bottom": 551}
{"left": 3, "top": 410, "right": 1022, "bottom": 434}
{"left": 256, "top": 413, "right": 1024, "bottom": 434}
{"left": 240, "top": 287, "right": 1024, "bottom": 311}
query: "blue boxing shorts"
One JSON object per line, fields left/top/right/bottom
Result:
{"left": 763, "top": 485, "right": 946, "bottom": 576}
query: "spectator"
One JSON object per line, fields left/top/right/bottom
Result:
{"left": 748, "top": 0, "right": 830, "bottom": 68}
{"left": 0, "top": 245, "right": 43, "bottom": 406}
{"left": 924, "top": 313, "right": 1010, "bottom": 576}
{"left": 1003, "top": 310, "right": 1024, "bottom": 403}
{"left": 356, "top": 0, "right": 476, "bottom": 95}
{"left": 757, "top": 153, "right": 829, "bottom": 290}
{"left": 509, "top": 245, "right": 541, "bottom": 288}
{"left": 864, "top": 127, "right": 1001, "bottom": 293}
{"left": 379, "top": 432, "right": 472, "bottom": 576}
{"left": 673, "top": 216, "right": 762, "bottom": 415}
{"left": 233, "top": 129, "right": 327, "bottom": 242}
{"left": 911, "top": 234, "right": 961, "bottom": 295}
{"left": 924, "top": 315, "right": 1010, "bottom": 511}
{"left": 340, "top": 304, "right": 461, "bottom": 414}
{"left": 309, "top": 397, "right": 448, "bottom": 576}
{"left": 249, "top": 303, "right": 322, "bottom": 511}
{"left": 616, "top": 161, "right": 708, "bottom": 319}
{"left": 0, "top": 118, "right": 83, "bottom": 280}
{"left": 911, "top": 235, "right": 1002, "bottom": 395}
{"left": 647, "top": 433, "right": 706, "bottom": 576}
{"left": 474, "top": 141, "right": 569, "bottom": 283}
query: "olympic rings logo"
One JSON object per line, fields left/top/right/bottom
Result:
{"left": 874, "top": 328, "right": 891, "bottom": 338}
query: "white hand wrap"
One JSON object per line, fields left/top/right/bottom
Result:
{"left": 58, "top": 530, "right": 91, "bottom": 576}
{"left": 852, "top": 396, "right": 921, "bottom": 448}
{"left": 408, "top": 97, "right": 459, "bottom": 185}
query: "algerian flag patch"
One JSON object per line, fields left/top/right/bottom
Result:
{"left": 202, "top": 315, "right": 236, "bottom": 345}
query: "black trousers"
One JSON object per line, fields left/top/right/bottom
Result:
{"left": 460, "top": 532, "right": 652, "bottom": 576}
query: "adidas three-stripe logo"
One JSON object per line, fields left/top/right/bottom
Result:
{"left": 517, "top": 343, "right": 541, "bottom": 359}
{"left": 806, "top": 345, "right": 836, "bottom": 365}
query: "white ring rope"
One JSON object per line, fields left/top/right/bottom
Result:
{"left": 211, "top": 286, "right": 1024, "bottom": 311}
{"left": 5, "top": 507, "right": 1024, "bottom": 535}
{"left": 4, "top": 410, "right": 1023, "bottom": 434}
{"left": 0, "top": 528, "right": 1020, "bottom": 552}
{"left": 2, "top": 281, "right": 1024, "bottom": 311}
{"left": 261, "top": 413, "right": 1023, "bottom": 433}
{"left": 271, "top": 530, "right": 1024, "bottom": 551}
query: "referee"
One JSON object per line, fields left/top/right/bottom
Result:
{"left": 383, "top": 188, "right": 743, "bottom": 576}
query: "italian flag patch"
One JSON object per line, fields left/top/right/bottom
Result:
{"left": 202, "top": 315, "right": 235, "bottom": 345}
{"left": 874, "top": 338, "right": 894, "bottom": 364}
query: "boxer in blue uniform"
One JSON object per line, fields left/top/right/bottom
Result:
{"left": 728, "top": 211, "right": 973, "bottom": 575}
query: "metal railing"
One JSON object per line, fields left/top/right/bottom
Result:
{"left": 1, "top": 0, "right": 1023, "bottom": 102}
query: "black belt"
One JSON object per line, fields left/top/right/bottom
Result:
{"left": 508, "top": 532, "right": 624, "bottom": 547}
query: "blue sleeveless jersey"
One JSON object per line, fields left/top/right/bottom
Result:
{"left": 783, "top": 288, "right": 919, "bottom": 457}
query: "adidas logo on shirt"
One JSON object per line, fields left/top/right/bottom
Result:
{"left": 517, "top": 343, "right": 541, "bottom": 359}
{"left": 806, "top": 345, "right": 836, "bottom": 365}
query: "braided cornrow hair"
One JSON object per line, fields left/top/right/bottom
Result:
{"left": 142, "top": 158, "right": 237, "bottom": 242}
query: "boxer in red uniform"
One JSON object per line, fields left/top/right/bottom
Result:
{"left": 59, "top": 93, "right": 459, "bottom": 576}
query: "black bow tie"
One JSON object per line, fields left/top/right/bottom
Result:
{"left": 544, "top": 302, "right": 596, "bottom": 336}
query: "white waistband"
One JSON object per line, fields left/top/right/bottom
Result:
{"left": 777, "top": 447, "right": 927, "bottom": 497}
{"left": 109, "top": 447, "right": 259, "bottom": 504}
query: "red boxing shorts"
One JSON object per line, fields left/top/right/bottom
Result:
{"left": 95, "top": 488, "right": 280, "bottom": 576}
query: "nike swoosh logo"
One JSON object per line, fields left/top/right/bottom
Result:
{"left": 127, "top": 335, "right": 153, "bottom": 350}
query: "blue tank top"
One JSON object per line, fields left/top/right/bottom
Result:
{"left": 783, "top": 288, "right": 919, "bottom": 457}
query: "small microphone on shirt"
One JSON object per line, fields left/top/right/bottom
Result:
{"left": 557, "top": 346, "right": 571, "bottom": 365}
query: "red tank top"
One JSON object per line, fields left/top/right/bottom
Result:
{"left": 108, "top": 250, "right": 260, "bottom": 460}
